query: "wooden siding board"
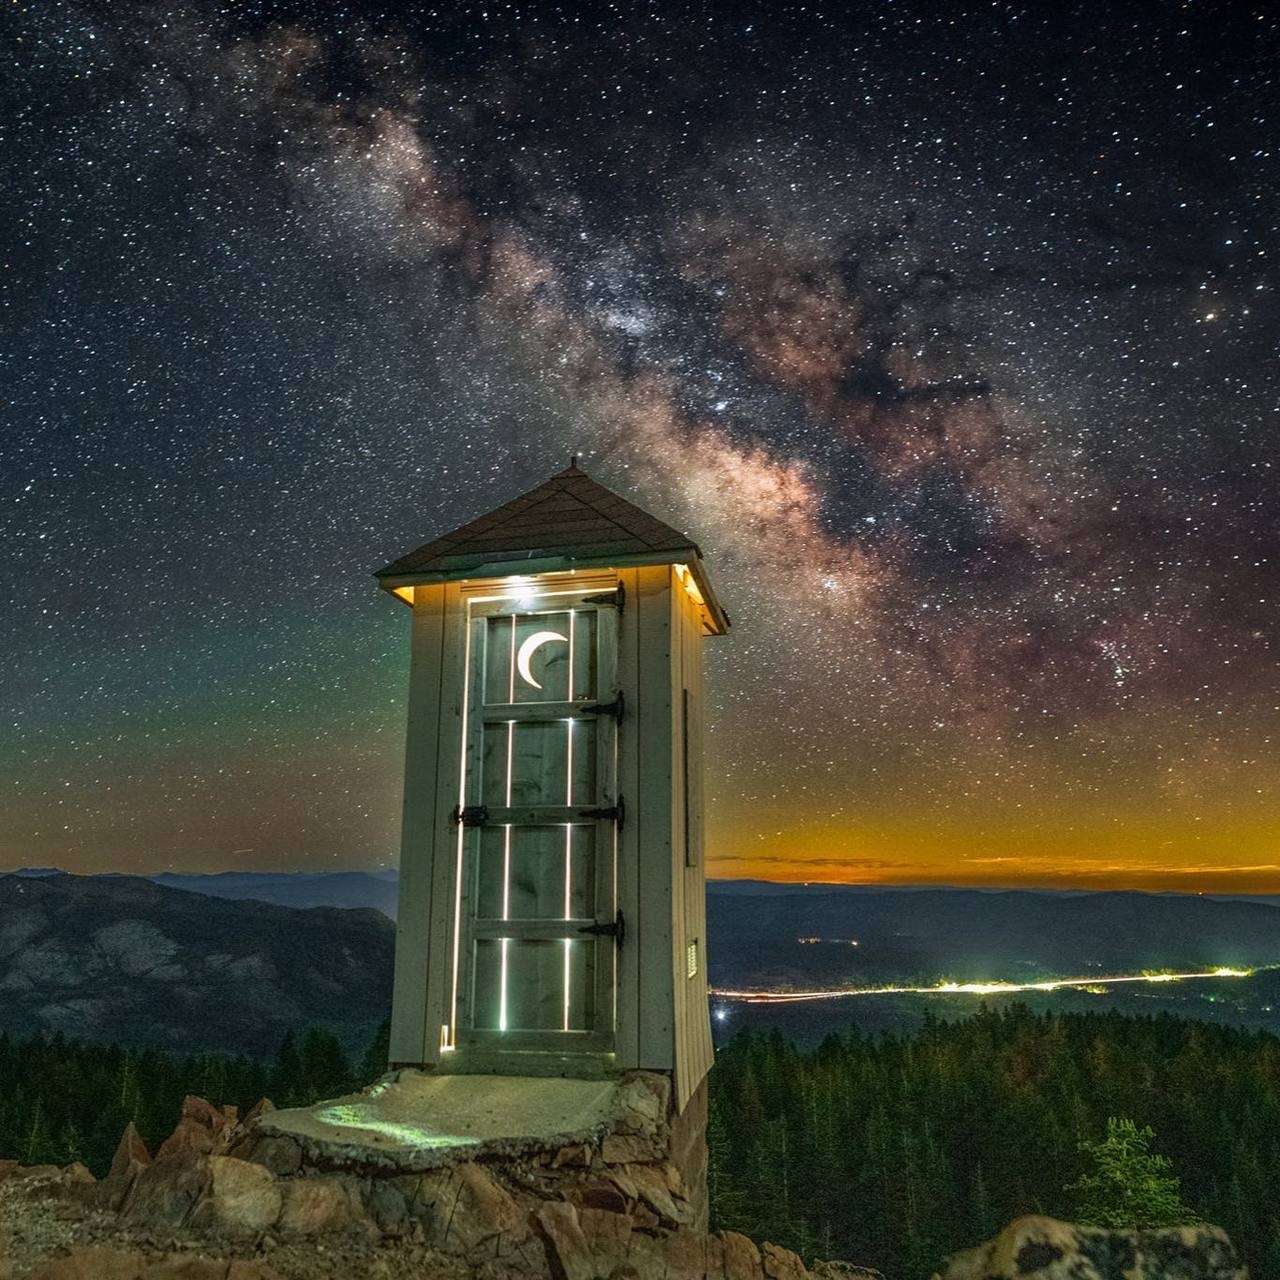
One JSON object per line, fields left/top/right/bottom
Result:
{"left": 614, "top": 568, "right": 641, "bottom": 1069}
{"left": 669, "top": 578, "right": 714, "bottom": 1110}
{"left": 389, "top": 584, "right": 446, "bottom": 1067}
{"left": 634, "top": 564, "right": 675, "bottom": 1072}
{"left": 671, "top": 578, "right": 690, "bottom": 1103}
{"left": 422, "top": 581, "right": 469, "bottom": 1061}
{"left": 682, "top": 583, "right": 715, "bottom": 1100}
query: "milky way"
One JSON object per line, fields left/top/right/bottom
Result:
{"left": 3, "top": 1, "right": 1277, "bottom": 887}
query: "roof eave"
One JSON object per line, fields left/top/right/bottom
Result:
{"left": 375, "top": 546, "right": 730, "bottom": 635}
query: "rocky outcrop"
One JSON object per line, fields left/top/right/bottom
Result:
{"left": 0, "top": 1086, "right": 856, "bottom": 1280}
{"left": 114, "top": 1102, "right": 801, "bottom": 1277}
{"left": 933, "top": 1215, "right": 1247, "bottom": 1280}
{"left": 0, "top": 1129, "right": 1250, "bottom": 1280}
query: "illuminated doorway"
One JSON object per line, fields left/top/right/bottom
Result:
{"left": 452, "top": 588, "right": 622, "bottom": 1054}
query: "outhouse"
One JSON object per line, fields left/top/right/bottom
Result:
{"left": 376, "top": 462, "right": 728, "bottom": 1113}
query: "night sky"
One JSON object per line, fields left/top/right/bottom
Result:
{"left": 4, "top": 1, "right": 1278, "bottom": 889}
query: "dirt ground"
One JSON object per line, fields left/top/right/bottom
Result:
{"left": 0, "top": 1174, "right": 539, "bottom": 1280}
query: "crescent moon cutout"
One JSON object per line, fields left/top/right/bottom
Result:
{"left": 516, "top": 630, "right": 569, "bottom": 690}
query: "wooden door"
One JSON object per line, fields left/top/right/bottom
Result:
{"left": 454, "top": 588, "right": 621, "bottom": 1053}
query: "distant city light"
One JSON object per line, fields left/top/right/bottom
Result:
{"left": 711, "top": 965, "right": 1259, "bottom": 1005}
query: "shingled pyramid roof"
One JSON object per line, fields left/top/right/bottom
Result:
{"left": 376, "top": 463, "right": 702, "bottom": 580}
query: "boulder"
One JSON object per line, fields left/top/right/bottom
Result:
{"left": 109, "top": 1124, "right": 152, "bottom": 1182}
{"left": 101, "top": 1123, "right": 152, "bottom": 1209}
{"left": 720, "top": 1230, "right": 765, "bottom": 1280}
{"left": 277, "top": 1176, "right": 352, "bottom": 1235}
{"left": 809, "top": 1263, "right": 886, "bottom": 1280}
{"left": 578, "top": 1205, "right": 633, "bottom": 1276}
{"left": 236, "top": 1135, "right": 301, "bottom": 1178}
{"left": 365, "top": 1178, "right": 409, "bottom": 1235}
{"left": 613, "top": 1073, "right": 670, "bottom": 1134}
{"left": 702, "top": 1232, "right": 726, "bottom": 1279}
{"left": 412, "top": 1161, "right": 530, "bottom": 1253}
{"left": 627, "top": 1162, "right": 689, "bottom": 1227}
{"left": 155, "top": 1097, "right": 228, "bottom": 1161}
{"left": 662, "top": 1226, "right": 713, "bottom": 1279}
{"left": 761, "top": 1241, "right": 808, "bottom": 1280}
{"left": 601, "top": 1133, "right": 661, "bottom": 1165}
{"left": 933, "top": 1215, "right": 1247, "bottom": 1280}
{"left": 536, "top": 1200, "right": 594, "bottom": 1280}
{"left": 614, "top": 1229, "right": 668, "bottom": 1278}
{"left": 550, "top": 1144, "right": 592, "bottom": 1169}
{"left": 572, "top": 1179, "right": 629, "bottom": 1215}
{"left": 240, "top": 1099, "right": 275, "bottom": 1126}
{"left": 188, "top": 1157, "right": 282, "bottom": 1235}
{"left": 122, "top": 1152, "right": 212, "bottom": 1229}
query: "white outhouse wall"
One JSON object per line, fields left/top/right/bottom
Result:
{"left": 624, "top": 564, "right": 715, "bottom": 1111}
{"left": 389, "top": 580, "right": 449, "bottom": 1070}
{"left": 389, "top": 562, "right": 716, "bottom": 1111}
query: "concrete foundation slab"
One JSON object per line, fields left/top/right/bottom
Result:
{"left": 257, "top": 1069, "right": 632, "bottom": 1171}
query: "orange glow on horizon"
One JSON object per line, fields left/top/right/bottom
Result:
{"left": 708, "top": 861, "right": 1280, "bottom": 895}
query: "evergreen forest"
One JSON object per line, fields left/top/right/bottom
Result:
{"left": 2, "top": 1008, "right": 1277, "bottom": 1276}
{"left": 710, "top": 1006, "right": 1280, "bottom": 1276}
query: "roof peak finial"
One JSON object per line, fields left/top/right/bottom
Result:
{"left": 568, "top": 453, "right": 580, "bottom": 471}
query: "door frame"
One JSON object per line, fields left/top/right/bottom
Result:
{"left": 442, "top": 573, "right": 624, "bottom": 1068}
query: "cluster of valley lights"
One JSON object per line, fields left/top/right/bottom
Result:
{"left": 712, "top": 967, "right": 1257, "bottom": 1005}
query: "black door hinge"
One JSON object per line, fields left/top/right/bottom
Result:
{"left": 581, "top": 583, "right": 625, "bottom": 611}
{"left": 450, "top": 805, "right": 490, "bottom": 828}
{"left": 579, "top": 690, "right": 624, "bottom": 725}
{"left": 578, "top": 908, "right": 625, "bottom": 948}
{"left": 577, "top": 796, "right": 625, "bottom": 830}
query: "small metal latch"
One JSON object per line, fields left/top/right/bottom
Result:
{"left": 581, "top": 583, "right": 625, "bottom": 611}
{"left": 577, "top": 797, "right": 625, "bottom": 830}
{"left": 578, "top": 908, "right": 625, "bottom": 948}
{"left": 579, "top": 690, "right": 624, "bottom": 725}
{"left": 450, "top": 805, "right": 490, "bottom": 827}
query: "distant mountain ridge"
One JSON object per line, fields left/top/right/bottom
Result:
{"left": 9, "top": 867, "right": 400, "bottom": 916}
{"left": 8, "top": 868, "right": 1280, "bottom": 917}
{"left": 151, "top": 869, "right": 399, "bottom": 918}
{"left": 2, "top": 871, "right": 1280, "bottom": 1055}
{"left": 0, "top": 872, "right": 393, "bottom": 1054}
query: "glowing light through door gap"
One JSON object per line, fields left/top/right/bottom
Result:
{"left": 563, "top": 609, "right": 576, "bottom": 1031}
{"left": 499, "top": 617, "right": 516, "bottom": 1034}
{"left": 446, "top": 604, "right": 477, "bottom": 1052}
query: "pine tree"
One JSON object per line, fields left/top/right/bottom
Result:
{"left": 59, "top": 1121, "right": 83, "bottom": 1166}
{"left": 299, "top": 1030, "right": 351, "bottom": 1102}
{"left": 117, "top": 1051, "right": 140, "bottom": 1120}
{"left": 272, "top": 1033, "right": 305, "bottom": 1107}
{"left": 1066, "top": 1117, "right": 1195, "bottom": 1229}
{"left": 23, "top": 1096, "right": 51, "bottom": 1165}
{"left": 359, "top": 1021, "right": 391, "bottom": 1082}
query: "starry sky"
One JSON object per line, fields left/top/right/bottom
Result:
{"left": 3, "top": 0, "right": 1278, "bottom": 890}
